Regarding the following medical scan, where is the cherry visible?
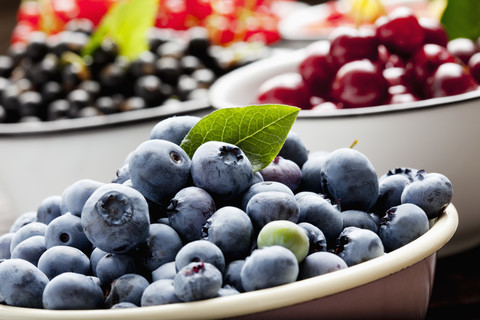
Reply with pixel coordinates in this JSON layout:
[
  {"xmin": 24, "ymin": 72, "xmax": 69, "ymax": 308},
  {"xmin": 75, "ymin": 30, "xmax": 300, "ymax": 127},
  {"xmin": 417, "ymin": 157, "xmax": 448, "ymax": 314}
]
[
  {"xmin": 404, "ymin": 43, "xmax": 456, "ymax": 98},
  {"xmin": 447, "ymin": 38, "xmax": 478, "ymax": 65},
  {"xmin": 377, "ymin": 45, "xmax": 405, "ymax": 69},
  {"xmin": 468, "ymin": 52, "xmax": 480, "ymax": 84},
  {"xmin": 425, "ymin": 62, "xmax": 478, "ymax": 98},
  {"xmin": 330, "ymin": 59, "xmax": 389, "ymax": 108},
  {"xmin": 418, "ymin": 17, "xmax": 448, "ymax": 47},
  {"xmin": 328, "ymin": 26, "xmax": 378, "ymax": 67},
  {"xmin": 375, "ymin": 7, "xmax": 425, "ymax": 58},
  {"xmin": 257, "ymin": 72, "xmax": 312, "ymax": 110},
  {"xmin": 298, "ymin": 40, "xmax": 336, "ymax": 99},
  {"xmin": 383, "ymin": 67, "xmax": 407, "ymax": 87}
]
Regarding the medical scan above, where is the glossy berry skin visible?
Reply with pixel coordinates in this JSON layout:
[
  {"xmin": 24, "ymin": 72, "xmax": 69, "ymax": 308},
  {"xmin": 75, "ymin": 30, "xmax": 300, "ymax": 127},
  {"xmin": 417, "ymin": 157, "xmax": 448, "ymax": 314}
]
[
  {"xmin": 468, "ymin": 52, "xmax": 480, "ymax": 84},
  {"xmin": 379, "ymin": 203, "xmax": 429, "ymax": 252},
  {"xmin": 298, "ymin": 222, "xmax": 327, "ymax": 254},
  {"xmin": 149, "ymin": 115, "xmax": 201, "ymax": 145},
  {"xmin": 328, "ymin": 26, "xmax": 378, "ymax": 67},
  {"xmin": 334, "ymin": 226, "xmax": 384, "ymax": 266},
  {"xmin": 61, "ymin": 179, "xmax": 104, "ymax": 216},
  {"xmin": 81, "ymin": 183, "xmax": 150, "ymax": 254},
  {"xmin": 191, "ymin": 141, "xmax": 253, "ymax": 199},
  {"xmin": 202, "ymin": 206, "xmax": 254, "ymax": 262},
  {"xmin": 241, "ymin": 181, "xmax": 294, "ymax": 211},
  {"xmin": 175, "ymin": 239, "xmax": 225, "ymax": 274},
  {"xmin": 425, "ymin": 62, "xmax": 478, "ymax": 98},
  {"xmin": 141, "ymin": 279, "xmax": 182, "ymax": 306},
  {"xmin": 105, "ymin": 273, "xmax": 150, "ymax": 308},
  {"xmin": 320, "ymin": 148, "xmax": 379, "ymax": 212},
  {"xmin": 45, "ymin": 213, "xmax": 91, "ymax": 254},
  {"xmin": 341, "ymin": 210, "xmax": 379, "ymax": 233},
  {"xmin": 256, "ymin": 72, "xmax": 313, "ymax": 110},
  {"xmin": 240, "ymin": 245, "xmax": 298, "ymax": 292},
  {"xmin": 259, "ymin": 156, "xmax": 302, "ymax": 192},
  {"xmin": 298, "ymin": 251, "xmax": 348, "ymax": 280},
  {"xmin": 174, "ymin": 261, "xmax": 223, "ymax": 302},
  {"xmin": 167, "ymin": 186, "xmax": 216, "ymax": 242},
  {"xmin": 300, "ymin": 151, "xmax": 329, "ymax": 193},
  {"xmin": 0, "ymin": 259, "xmax": 49, "ymax": 308},
  {"xmin": 330, "ymin": 59, "xmax": 389, "ymax": 108},
  {"xmin": 42, "ymin": 272, "xmax": 104, "ymax": 310},
  {"xmin": 401, "ymin": 171, "xmax": 453, "ymax": 219},
  {"xmin": 129, "ymin": 139, "xmax": 191, "ymax": 205},
  {"xmin": 246, "ymin": 191, "xmax": 300, "ymax": 231},
  {"xmin": 447, "ymin": 38, "xmax": 477, "ymax": 65},
  {"xmin": 375, "ymin": 7, "xmax": 425, "ymax": 57},
  {"xmin": 371, "ymin": 174, "xmax": 412, "ymax": 217},
  {"xmin": 37, "ymin": 245, "xmax": 90, "ymax": 279},
  {"xmin": 278, "ymin": 131, "xmax": 309, "ymax": 169},
  {"xmin": 418, "ymin": 17, "xmax": 448, "ymax": 47}
]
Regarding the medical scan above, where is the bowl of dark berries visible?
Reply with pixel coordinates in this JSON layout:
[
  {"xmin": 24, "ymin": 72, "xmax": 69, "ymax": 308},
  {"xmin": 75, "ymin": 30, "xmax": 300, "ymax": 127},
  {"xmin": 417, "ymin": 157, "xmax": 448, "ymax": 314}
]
[
  {"xmin": 0, "ymin": 0, "xmax": 282, "ymax": 217},
  {"xmin": 0, "ymin": 104, "xmax": 458, "ymax": 319},
  {"xmin": 209, "ymin": 6, "xmax": 480, "ymax": 257}
]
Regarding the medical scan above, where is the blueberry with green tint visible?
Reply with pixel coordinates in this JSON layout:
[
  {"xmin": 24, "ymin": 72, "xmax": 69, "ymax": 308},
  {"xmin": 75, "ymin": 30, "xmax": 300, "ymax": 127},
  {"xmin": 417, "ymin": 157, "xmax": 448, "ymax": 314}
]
[
  {"xmin": 0, "ymin": 259, "xmax": 49, "ymax": 308},
  {"xmin": 128, "ymin": 139, "xmax": 191, "ymax": 205},
  {"xmin": 141, "ymin": 279, "xmax": 182, "ymax": 306},
  {"xmin": 81, "ymin": 183, "xmax": 150, "ymax": 254},
  {"xmin": 37, "ymin": 245, "xmax": 91, "ymax": 279},
  {"xmin": 174, "ymin": 261, "xmax": 223, "ymax": 302},
  {"xmin": 334, "ymin": 227, "xmax": 384, "ymax": 266},
  {"xmin": 175, "ymin": 240, "xmax": 225, "ymax": 274},
  {"xmin": 105, "ymin": 273, "xmax": 150, "ymax": 308},
  {"xmin": 241, "ymin": 245, "xmax": 299, "ymax": 292},
  {"xmin": 42, "ymin": 272, "xmax": 104, "ymax": 310}
]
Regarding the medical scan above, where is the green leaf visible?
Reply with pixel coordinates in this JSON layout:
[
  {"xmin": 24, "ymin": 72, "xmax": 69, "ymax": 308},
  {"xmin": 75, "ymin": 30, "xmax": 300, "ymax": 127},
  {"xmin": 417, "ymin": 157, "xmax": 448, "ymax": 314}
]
[
  {"xmin": 82, "ymin": 0, "xmax": 158, "ymax": 60},
  {"xmin": 180, "ymin": 105, "xmax": 300, "ymax": 172},
  {"xmin": 441, "ymin": 0, "xmax": 480, "ymax": 40}
]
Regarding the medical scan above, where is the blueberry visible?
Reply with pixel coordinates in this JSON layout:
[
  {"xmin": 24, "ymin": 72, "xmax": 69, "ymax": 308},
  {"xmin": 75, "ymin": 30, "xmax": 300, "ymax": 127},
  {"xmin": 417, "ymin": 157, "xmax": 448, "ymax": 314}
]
[
  {"xmin": 0, "ymin": 233, "xmax": 14, "ymax": 259},
  {"xmin": 223, "ymin": 259, "xmax": 245, "ymax": 292},
  {"xmin": 175, "ymin": 239, "xmax": 225, "ymax": 274},
  {"xmin": 298, "ymin": 222, "xmax": 327, "ymax": 254},
  {"xmin": 141, "ymin": 279, "xmax": 182, "ymax": 306},
  {"xmin": 174, "ymin": 261, "xmax": 223, "ymax": 302},
  {"xmin": 42, "ymin": 272, "xmax": 104, "ymax": 310},
  {"xmin": 61, "ymin": 179, "xmax": 104, "ymax": 216},
  {"xmin": 135, "ymin": 223, "xmax": 183, "ymax": 273},
  {"xmin": 10, "ymin": 235, "xmax": 46, "ymax": 266},
  {"xmin": 240, "ymin": 245, "xmax": 299, "ymax": 292},
  {"xmin": 150, "ymin": 115, "xmax": 201, "ymax": 145},
  {"xmin": 300, "ymin": 151, "xmax": 329, "ymax": 193},
  {"xmin": 81, "ymin": 183, "xmax": 150, "ymax": 254},
  {"xmin": 105, "ymin": 273, "xmax": 150, "ymax": 308},
  {"xmin": 45, "ymin": 213, "xmax": 92, "ymax": 254},
  {"xmin": 112, "ymin": 163, "xmax": 130, "ymax": 184},
  {"xmin": 111, "ymin": 302, "xmax": 138, "ymax": 308},
  {"xmin": 95, "ymin": 252, "xmax": 136, "ymax": 285},
  {"xmin": 217, "ymin": 285, "xmax": 240, "ymax": 297},
  {"xmin": 298, "ymin": 251, "xmax": 348, "ymax": 280},
  {"xmin": 202, "ymin": 206, "xmax": 254, "ymax": 261},
  {"xmin": 152, "ymin": 261, "xmax": 177, "ymax": 281},
  {"xmin": 371, "ymin": 173, "xmax": 412, "ymax": 217},
  {"xmin": 37, "ymin": 245, "xmax": 91, "ymax": 279},
  {"xmin": 10, "ymin": 222, "xmax": 47, "ymax": 253},
  {"xmin": 259, "ymin": 156, "xmax": 302, "ymax": 192},
  {"xmin": 320, "ymin": 148, "xmax": 379, "ymax": 211},
  {"xmin": 401, "ymin": 170, "xmax": 453, "ymax": 219},
  {"xmin": 167, "ymin": 186, "xmax": 216, "ymax": 242},
  {"xmin": 246, "ymin": 191, "xmax": 299, "ymax": 231},
  {"xmin": 129, "ymin": 139, "xmax": 191, "ymax": 205},
  {"xmin": 9, "ymin": 211, "xmax": 37, "ymax": 233},
  {"xmin": 341, "ymin": 210, "xmax": 379, "ymax": 233},
  {"xmin": 257, "ymin": 220, "xmax": 310, "ymax": 263},
  {"xmin": 296, "ymin": 193, "xmax": 343, "ymax": 246},
  {"xmin": 191, "ymin": 141, "xmax": 253, "ymax": 200},
  {"xmin": 278, "ymin": 131, "xmax": 309, "ymax": 168},
  {"xmin": 241, "ymin": 181, "xmax": 294, "ymax": 211},
  {"xmin": 334, "ymin": 226, "xmax": 384, "ymax": 266},
  {"xmin": 36, "ymin": 195, "xmax": 63, "ymax": 225},
  {"xmin": 89, "ymin": 247, "xmax": 107, "ymax": 277},
  {"xmin": 0, "ymin": 259, "xmax": 49, "ymax": 308},
  {"xmin": 379, "ymin": 203, "xmax": 430, "ymax": 252}
]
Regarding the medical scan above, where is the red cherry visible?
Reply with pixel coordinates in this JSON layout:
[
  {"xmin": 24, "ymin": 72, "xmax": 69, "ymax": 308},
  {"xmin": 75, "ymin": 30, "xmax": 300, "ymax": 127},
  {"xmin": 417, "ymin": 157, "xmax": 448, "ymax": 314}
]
[
  {"xmin": 447, "ymin": 38, "xmax": 478, "ymax": 65},
  {"xmin": 156, "ymin": 0, "xmax": 189, "ymax": 30},
  {"xmin": 378, "ymin": 45, "xmax": 406, "ymax": 69},
  {"xmin": 405, "ymin": 43, "xmax": 456, "ymax": 98},
  {"xmin": 375, "ymin": 6, "xmax": 425, "ymax": 58},
  {"xmin": 298, "ymin": 40, "xmax": 336, "ymax": 99},
  {"xmin": 330, "ymin": 59, "xmax": 389, "ymax": 108},
  {"xmin": 425, "ymin": 62, "xmax": 478, "ymax": 98},
  {"xmin": 328, "ymin": 26, "xmax": 378, "ymax": 67},
  {"xmin": 383, "ymin": 67, "xmax": 407, "ymax": 87},
  {"xmin": 468, "ymin": 52, "xmax": 480, "ymax": 84},
  {"xmin": 418, "ymin": 17, "xmax": 448, "ymax": 47},
  {"xmin": 257, "ymin": 72, "xmax": 313, "ymax": 109}
]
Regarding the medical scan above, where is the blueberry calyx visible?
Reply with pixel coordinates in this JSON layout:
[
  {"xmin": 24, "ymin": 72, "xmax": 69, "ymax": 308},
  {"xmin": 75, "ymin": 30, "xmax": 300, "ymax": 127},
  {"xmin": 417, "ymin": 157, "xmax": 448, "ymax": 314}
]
[
  {"xmin": 170, "ymin": 151, "xmax": 183, "ymax": 164},
  {"xmin": 167, "ymin": 199, "xmax": 179, "ymax": 214},
  {"xmin": 96, "ymin": 193, "xmax": 133, "ymax": 226},
  {"xmin": 334, "ymin": 235, "xmax": 349, "ymax": 255},
  {"xmin": 185, "ymin": 261, "xmax": 205, "ymax": 275},
  {"xmin": 219, "ymin": 146, "xmax": 243, "ymax": 164},
  {"xmin": 380, "ymin": 207, "xmax": 396, "ymax": 226}
]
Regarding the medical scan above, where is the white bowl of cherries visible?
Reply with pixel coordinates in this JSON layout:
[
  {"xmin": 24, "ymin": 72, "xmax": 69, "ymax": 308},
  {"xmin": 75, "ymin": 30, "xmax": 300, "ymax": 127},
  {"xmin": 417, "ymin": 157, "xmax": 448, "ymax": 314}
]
[{"xmin": 209, "ymin": 6, "xmax": 480, "ymax": 257}]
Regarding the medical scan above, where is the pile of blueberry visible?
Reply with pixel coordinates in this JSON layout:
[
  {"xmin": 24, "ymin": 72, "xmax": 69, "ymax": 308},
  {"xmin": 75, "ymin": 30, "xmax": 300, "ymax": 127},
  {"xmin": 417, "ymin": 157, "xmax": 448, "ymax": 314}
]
[
  {"xmin": 0, "ymin": 113, "xmax": 453, "ymax": 310},
  {"xmin": 0, "ymin": 22, "xmax": 270, "ymax": 123},
  {"xmin": 257, "ymin": 6, "xmax": 480, "ymax": 110}
]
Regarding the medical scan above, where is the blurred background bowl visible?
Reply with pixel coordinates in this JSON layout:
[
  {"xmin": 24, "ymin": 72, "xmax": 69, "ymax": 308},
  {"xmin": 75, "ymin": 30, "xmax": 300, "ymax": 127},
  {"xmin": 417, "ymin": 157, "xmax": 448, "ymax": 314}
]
[
  {"xmin": 209, "ymin": 49, "xmax": 478, "ymax": 257},
  {"xmin": 0, "ymin": 204, "xmax": 458, "ymax": 319}
]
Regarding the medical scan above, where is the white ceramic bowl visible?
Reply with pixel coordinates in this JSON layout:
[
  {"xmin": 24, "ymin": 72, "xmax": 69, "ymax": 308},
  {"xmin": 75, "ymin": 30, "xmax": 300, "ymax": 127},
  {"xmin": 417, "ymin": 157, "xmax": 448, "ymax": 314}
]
[
  {"xmin": 0, "ymin": 204, "xmax": 458, "ymax": 319},
  {"xmin": 0, "ymin": 99, "xmax": 213, "ymax": 231},
  {"xmin": 208, "ymin": 49, "xmax": 479, "ymax": 257}
]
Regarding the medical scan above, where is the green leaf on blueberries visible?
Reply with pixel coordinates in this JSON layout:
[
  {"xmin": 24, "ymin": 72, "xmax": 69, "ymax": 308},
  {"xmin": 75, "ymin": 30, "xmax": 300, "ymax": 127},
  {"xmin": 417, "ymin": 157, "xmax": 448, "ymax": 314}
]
[
  {"xmin": 82, "ymin": 0, "xmax": 158, "ymax": 60},
  {"xmin": 180, "ymin": 105, "xmax": 300, "ymax": 172},
  {"xmin": 441, "ymin": 0, "xmax": 480, "ymax": 40}
]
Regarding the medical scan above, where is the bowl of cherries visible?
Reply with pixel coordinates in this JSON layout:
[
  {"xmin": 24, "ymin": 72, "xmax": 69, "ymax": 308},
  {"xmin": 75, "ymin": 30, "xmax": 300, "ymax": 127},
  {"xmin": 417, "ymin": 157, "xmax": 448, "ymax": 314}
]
[{"xmin": 209, "ymin": 6, "xmax": 480, "ymax": 257}]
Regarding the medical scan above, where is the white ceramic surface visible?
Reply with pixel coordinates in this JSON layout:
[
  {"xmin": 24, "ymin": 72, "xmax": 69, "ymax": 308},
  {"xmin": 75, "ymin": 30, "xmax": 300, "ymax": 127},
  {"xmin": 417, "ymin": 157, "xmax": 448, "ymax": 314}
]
[
  {"xmin": 0, "ymin": 99, "xmax": 213, "ymax": 232},
  {"xmin": 208, "ymin": 49, "xmax": 479, "ymax": 257},
  {"xmin": 0, "ymin": 205, "xmax": 458, "ymax": 320}
]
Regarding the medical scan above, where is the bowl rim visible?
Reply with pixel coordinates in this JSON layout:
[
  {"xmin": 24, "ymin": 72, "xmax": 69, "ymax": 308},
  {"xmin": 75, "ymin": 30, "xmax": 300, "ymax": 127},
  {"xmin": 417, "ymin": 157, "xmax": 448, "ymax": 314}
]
[
  {"xmin": 208, "ymin": 47, "xmax": 480, "ymax": 119},
  {"xmin": 0, "ymin": 204, "xmax": 458, "ymax": 320},
  {"xmin": 0, "ymin": 98, "xmax": 212, "ymax": 137}
]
